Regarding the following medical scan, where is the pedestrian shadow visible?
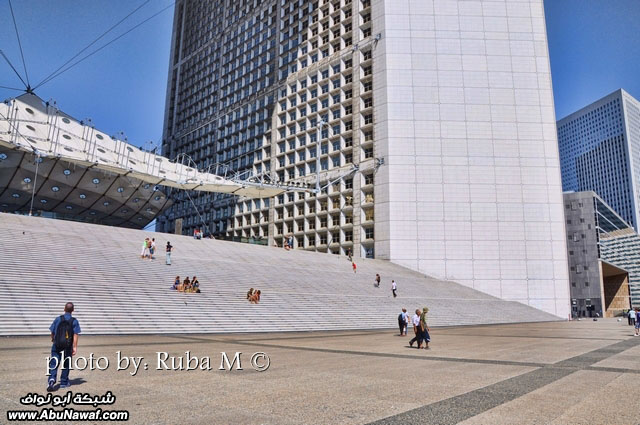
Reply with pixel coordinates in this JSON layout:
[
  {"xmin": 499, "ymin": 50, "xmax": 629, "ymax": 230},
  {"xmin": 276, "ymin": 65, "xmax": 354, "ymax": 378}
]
[{"xmin": 69, "ymin": 377, "xmax": 86, "ymax": 386}]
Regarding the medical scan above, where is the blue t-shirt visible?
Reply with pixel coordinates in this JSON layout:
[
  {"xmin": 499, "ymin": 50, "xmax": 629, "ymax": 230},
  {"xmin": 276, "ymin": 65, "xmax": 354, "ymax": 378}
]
[{"xmin": 49, "ymin": 313, "xmax": 81, "ymax": 336}]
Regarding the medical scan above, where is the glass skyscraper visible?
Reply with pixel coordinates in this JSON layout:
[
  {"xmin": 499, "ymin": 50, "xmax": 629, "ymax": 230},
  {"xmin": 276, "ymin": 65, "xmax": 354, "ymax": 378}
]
[
  {"xmin": 557, "ymin": 89, "xmax": 640, "ymax": 231},
  {"xmin": 159, "ymin": 0, "xmax": 570, "ymax": 318}
]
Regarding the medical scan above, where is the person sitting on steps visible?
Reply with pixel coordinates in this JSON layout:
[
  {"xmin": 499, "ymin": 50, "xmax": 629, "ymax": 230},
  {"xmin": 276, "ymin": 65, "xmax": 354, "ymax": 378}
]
[
  {"xmin": 172, "ymin": 276, "xmax": 180, "ymax": 290},
  {"xmin": 181, "ymin": 277, "xmax": 191, "ymax": 292},
  {"xmin": 247, "ymin": 288, "xmax": 254, "ymax": 300},
  {"xmin": 249, "ymin": 290, "xmax": 261, "ymax": 304},
  {"xmin": 191, "ymin": 276, "xmax": 200, "ymax": 293}
]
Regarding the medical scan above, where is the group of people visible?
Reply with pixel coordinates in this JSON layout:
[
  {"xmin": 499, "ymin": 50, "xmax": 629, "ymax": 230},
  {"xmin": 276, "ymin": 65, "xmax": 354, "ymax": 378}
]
[
  {"xmin": 172, "ymin": 276, "xmax": 200, "ymax": 293},
  {"xmin": 246, "ymin": 288, "xmax": 261, "ymax": 304},
  {"xmin": 141, "ymin": 238, "xmax": 174, "ymax": 266},
  {"xmin": 140, "ymin": 238, "xmax": 156, "ymax": 260},
  {"xmin": 398, "ymin": 307, "xmax": 431, "ymax": 349},
  {"xmin": 628, "ymin": 308, "xmax": 640, "ymax": 336}
]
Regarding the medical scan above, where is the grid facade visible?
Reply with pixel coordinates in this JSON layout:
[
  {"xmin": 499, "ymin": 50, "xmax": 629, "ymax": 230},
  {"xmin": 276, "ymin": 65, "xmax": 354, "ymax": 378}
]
[
  {"xmin": 557, "ymin": 89, "xmax": 640, "ymax": 231},
  {"xmin": 159, "ymin": 0, "xmax": 279, "ymax": 238},
  {"xmin": 159, "ymin": 0, "xmax": 378, "ymax": 256}
]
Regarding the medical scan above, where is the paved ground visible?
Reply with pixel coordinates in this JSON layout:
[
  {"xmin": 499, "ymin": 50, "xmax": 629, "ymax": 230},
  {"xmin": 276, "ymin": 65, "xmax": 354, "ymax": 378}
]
[{"xmin": 1, "ymin": 319, "xmax": 639, "ymax": 424}]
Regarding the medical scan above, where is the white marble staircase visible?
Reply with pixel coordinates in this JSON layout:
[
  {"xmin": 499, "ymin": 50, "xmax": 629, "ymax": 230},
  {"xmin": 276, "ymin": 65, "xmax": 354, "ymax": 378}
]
[{"xmin": 0, "ymin": 213, "xmax": 560, "ymax": 335}]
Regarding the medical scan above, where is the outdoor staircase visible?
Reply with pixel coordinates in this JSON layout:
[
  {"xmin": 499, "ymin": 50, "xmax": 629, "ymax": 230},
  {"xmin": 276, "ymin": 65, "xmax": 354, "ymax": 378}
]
[{"xmin": 0, "ymin": 213, "xmax": 560, "ymax": 335}]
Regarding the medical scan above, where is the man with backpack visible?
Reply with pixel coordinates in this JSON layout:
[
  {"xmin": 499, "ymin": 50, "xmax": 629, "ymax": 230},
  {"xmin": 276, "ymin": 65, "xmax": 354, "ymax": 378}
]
[
  {"xmin": 398, "ymin": 308, "xmax": 408, "ymax": 336},
  {"xmin": 47, "ymin": 302, "xmax": 81, "ymax": 391}
]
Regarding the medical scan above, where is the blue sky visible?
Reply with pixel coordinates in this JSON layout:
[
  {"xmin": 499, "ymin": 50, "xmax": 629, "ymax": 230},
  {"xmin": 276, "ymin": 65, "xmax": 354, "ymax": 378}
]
[{"xmin": 1, "ymin": 0, "xmax": 639, "ymax": 147}]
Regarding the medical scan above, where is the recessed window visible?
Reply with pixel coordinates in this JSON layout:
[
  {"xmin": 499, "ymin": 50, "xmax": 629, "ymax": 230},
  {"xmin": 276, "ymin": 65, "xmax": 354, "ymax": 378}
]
[
  {"xmin": 121, "ymin": 209, "xmax": 129, "ymax": 213},
  {"xmin": 103, "ymin": 201, "xmax": 110, "ymax": 206},
  {"xmin": 117, "ymin": 187, "xmax": 124, "ymax": 193},
  {"xmin": 61, "ymin": 117, "xmax": 71, "ymax": 124},
  {"xmin": 65, "ymin": 205, "xmax": 73, "ymax": 210},
  {"xmin": 0, "ymin": 153, "xmax": 7, "ymax": 160},
  {"xmin": 89, "ymin": 211, "xmax": 96, "ymax": 215},
  {"xmin": 97, "ymin": 148, "xmax": 106, "ymax": 153},
  {"xmin": 62, "ymin": 134, "xmax": 71, "ymax": 140},
  {"xmin": 51, "ymin": 186, "xmax": 60, "ymax": 192},
  {"xmin": 154, "ymin": 196, "xmax": 161, "ymax": 201},
  {"xmin": 40, "ymin": 199, "xmax": 47, "ymax": 204},
  {"xmin": 23, "ymin": 177, "xmax": 31, "ymax": 183},
  {"xmin": 63, "ymin": 169, "xmax": 71, "ymax": 176},
  {"xmin": 25, "ymin": 107, "xmax": 34, "ymax": 115},
  {"xmin": 92, "ymin": 178, "xmax": 100, "ymax": 184},
  {"xmin": 11, "ymin": 193, "xmax": 20, "ymax": 198},
  {"xmin": 144, "ymin": 184, "xmax": 150, "ymax": 189},
  {"xmin": 96, "ymin": 134, "xmax": 104, "ymax": 140},
  {"xmin": 26, "ymin": 125, "xmax": 35, "ymax": 131},
  {"xmin": 79, "ymin": 194, "xmax": 87, "ymax": 199}
]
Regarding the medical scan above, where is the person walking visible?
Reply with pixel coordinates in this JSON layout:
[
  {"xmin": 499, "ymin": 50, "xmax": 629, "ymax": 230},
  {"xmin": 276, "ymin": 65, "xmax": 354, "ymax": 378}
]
[
  {"xmin": 420, "ymin": 307, "xmax": 431, "ymax": 349},
  {"xmin": 352, "ymin": 262, "xmax": 357, "ymax": 274},
  {"xmin": 375, "ymin": 273, "xmax": 381, "ymax": 288},
  {"xmin": 47, "ymin": 302, "xmax": 81, "ymax": 391},
  {"xmin": 635, "ymin": 308, "xmax": 640, "ymax": 336},
  {"xmin": 166, "ymin": 241, "xmax": 173, "ymax": 265},
  {"xmin": 398, "ymin": 308, "xmax": 408, "ymax": 336},
  {"xmin": 409, "ymin": 309, "xmax": 422, "ymax": 348},
  {"xmin": 391, "ymin": 280, "xmax": 397, "ymax": 298},
  {"xmin": 628, "ymin": 308, "xmax": 636, "ymax": 326}
]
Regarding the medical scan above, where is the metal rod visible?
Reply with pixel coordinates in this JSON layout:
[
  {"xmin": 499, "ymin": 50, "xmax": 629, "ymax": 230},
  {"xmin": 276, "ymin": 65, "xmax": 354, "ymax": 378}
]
[{"xmin": 28, "ymin": 151, "xmax": 40, "ymax": 216}]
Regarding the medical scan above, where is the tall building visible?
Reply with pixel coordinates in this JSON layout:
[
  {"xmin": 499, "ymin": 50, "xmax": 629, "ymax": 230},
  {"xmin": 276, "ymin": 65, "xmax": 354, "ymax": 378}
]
[
  {"xmin": 564, "ymin": 191, "xmax": 639, "ymax": 316},
  {"xmin": 557, "ymin": 89, "xmax": 640, "ymax": 231},
  {"xmin": 159, "ymin": 0, "xmax": 570, "ymax": 317}
]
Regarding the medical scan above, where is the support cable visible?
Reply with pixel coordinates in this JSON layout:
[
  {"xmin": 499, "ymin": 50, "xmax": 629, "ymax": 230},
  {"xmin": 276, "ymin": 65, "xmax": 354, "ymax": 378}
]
[
  {"xmin": 28, "ymin": 149, "xmax": 40, "ymax": 216},
  {"xmin": 7, "ymin": 0, "xmax": 30, "ymax": 88},
  {"xmin": 34, "ymin": 2, "xmax": 175, "ymax": 90},
  {"xmin": 0, "ymin": 84, "xmax": 23, "ymax": 91},
  {"xmin": 35, "ymin": 0, "xmax": 153, "ymax": 88},
  {"xmin": 0, "ymin": 50, "xmax": 28, "ymax": 89}
]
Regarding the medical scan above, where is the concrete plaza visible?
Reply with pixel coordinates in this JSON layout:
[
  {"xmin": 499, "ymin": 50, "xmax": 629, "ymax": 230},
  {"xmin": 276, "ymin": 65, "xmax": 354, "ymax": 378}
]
[{"xmin": 1, "ymin": 320, "xmax": 638, "ymax": 424}]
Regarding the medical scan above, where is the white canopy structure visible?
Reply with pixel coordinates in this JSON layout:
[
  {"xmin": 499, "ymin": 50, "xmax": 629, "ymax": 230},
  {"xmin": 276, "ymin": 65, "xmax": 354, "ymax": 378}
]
[{"xmin": 0, "ymin": 94, "xmax": 302, "ymax": 199}]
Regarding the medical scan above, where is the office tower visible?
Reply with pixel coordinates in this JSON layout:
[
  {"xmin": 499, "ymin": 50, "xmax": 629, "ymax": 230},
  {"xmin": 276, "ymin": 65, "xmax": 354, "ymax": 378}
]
[
  {"xmin": 564, "ymin": 191, "xmax": 640, "ymax": 314},
  {"xmin": 557, "ymin": 89, "xmax": 640, "ymax": 231},
  {"xmin": 160, "ymin": 0, "xmax": 570, "ymax": 317}
]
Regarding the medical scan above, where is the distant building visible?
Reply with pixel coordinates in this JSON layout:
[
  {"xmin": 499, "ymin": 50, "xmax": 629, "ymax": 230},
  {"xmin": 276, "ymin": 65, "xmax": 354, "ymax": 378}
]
[
  {"xmin": 557, "ymin": 89, "xmax": 640, "ymax": 231},
  {"xmin": 564, "ymin": 191, "xmax": 640, "ymax": 317}
]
